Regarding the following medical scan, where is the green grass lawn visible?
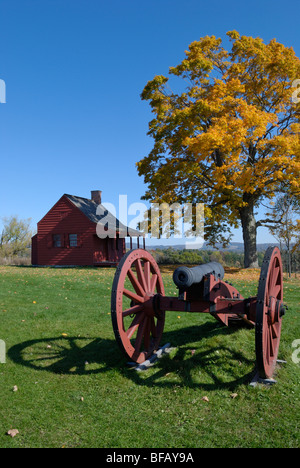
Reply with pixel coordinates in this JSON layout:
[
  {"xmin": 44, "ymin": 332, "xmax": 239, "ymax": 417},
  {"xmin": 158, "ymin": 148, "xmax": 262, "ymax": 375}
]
[{"xmin": 0, "ymin": 265, "xmax": 299, "ymax": 448}]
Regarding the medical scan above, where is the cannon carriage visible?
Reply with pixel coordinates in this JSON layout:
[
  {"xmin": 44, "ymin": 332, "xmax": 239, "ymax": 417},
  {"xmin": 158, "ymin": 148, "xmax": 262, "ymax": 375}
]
[{"xmin": 111, "ymin": 246, "xmax": 286, "ymax": 380}]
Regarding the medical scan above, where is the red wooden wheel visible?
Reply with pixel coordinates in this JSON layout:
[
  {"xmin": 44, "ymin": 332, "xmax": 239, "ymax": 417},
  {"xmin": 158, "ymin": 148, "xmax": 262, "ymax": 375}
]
[
  {"xmin": 255, "ymin": 247, "xmax": 284, "ymax": 379},
  {"xmin": 111, "ymin": 249, "xmax": 165, "ymax": 364}
]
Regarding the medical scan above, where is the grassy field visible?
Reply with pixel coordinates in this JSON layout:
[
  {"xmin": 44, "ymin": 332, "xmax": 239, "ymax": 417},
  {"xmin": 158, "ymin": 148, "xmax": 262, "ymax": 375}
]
[{"xmin": 0, "ymin": 265, "xmax": 299, "ymax": 448}]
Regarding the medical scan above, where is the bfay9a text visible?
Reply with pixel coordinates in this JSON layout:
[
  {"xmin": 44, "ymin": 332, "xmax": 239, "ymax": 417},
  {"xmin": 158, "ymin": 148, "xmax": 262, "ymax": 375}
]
[
  {"xmin": 106, "ymin": 452, "xmax": 194, "ymax": 464},
  {"xmin": 150, "ymin": 453, "xmax": 194, "ymax": 463}
]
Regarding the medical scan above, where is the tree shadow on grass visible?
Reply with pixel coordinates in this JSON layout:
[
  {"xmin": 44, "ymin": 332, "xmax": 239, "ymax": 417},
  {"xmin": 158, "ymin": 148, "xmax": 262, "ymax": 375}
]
[{"xmin": 8, "ymin": 321, "xmax": 255, "ymax": 389}]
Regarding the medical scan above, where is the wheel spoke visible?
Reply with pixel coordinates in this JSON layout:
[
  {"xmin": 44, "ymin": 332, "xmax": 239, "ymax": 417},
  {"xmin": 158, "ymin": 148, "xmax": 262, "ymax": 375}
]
[
  {"xmin": 123, "ymin": 288, "xmax": 144, "ymax": 304},
  {"xmin": 268, "ymin": 262, "xmax": 275, "ymax": 289},
  {"xmin": 144, "ymin": 260, "xmax": 151, "ymax": 291},
  {"xmin": 127, "ymin": 268, "xmax": 145, "ymax": 297},
  {"xmin": 268, "ymin": 265, "xmax": 279, "ymax": 295},
  {"xmin": 268, "ymin": 330, "xmax": 274, "ymax": 358},
  {"xmin": 272, "ymin": 266, "xmax": 280, "ymax": 287},
  {"xmin": 122, "ymin": 304, "xmax": 144, "ymax": 318},
  {"xmin": 135, "ymin": 259, "xmax": 148, "ymax": 293},
  {"xmin": 134, "ymin": 316, "xmax": 147, "ymax": 353},
  {"xmin": 272, "ymin": 284, "xmax": 281, "ymax": 299},
  {"xmin": 126, "ymin": 313, "xmax": 144, "ymax": 339},
  {"xmin": 271, "ymin": 322, "xmax": 278, "ymax": 339},
  {"xmin": 264, "ymin": 326, "xmax": 270, "ymax": 365},
  {"xmin": 143, "ymin": 318, "xmax": 151, "ymax": 351},
  {"xmin": 150, "ymin": 274, "xmax": 158, "ymax": 293}
]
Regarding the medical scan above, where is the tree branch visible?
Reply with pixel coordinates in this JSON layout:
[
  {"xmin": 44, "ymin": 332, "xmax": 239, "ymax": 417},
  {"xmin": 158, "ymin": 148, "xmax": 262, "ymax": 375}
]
[{"xmin": 256, "ymin": 218, "xmax": 281, "ymax": 228}]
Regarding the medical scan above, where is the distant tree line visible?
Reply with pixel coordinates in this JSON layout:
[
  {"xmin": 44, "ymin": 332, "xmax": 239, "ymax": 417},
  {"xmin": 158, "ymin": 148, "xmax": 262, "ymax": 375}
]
[
  {"xmin": 149, "ymin": 247, "xmax": 299, "ymax": 273},
  {"xmin": 265, "ymin": 188, "xmax": 300, "ymax": 277},
  {"xmin": 0, "ymin": 216, "xmax": 33, "ymax": 265},
  {"xmin": 0, "ymin": 215, "xmax": 299, "ymax": 273}
]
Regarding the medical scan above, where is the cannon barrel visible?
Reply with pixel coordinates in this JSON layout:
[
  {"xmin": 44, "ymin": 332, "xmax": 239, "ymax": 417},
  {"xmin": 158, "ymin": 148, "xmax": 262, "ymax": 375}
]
[{"xmin": 173, "ymin": 262, "xmax": 225, "ymax": 290}]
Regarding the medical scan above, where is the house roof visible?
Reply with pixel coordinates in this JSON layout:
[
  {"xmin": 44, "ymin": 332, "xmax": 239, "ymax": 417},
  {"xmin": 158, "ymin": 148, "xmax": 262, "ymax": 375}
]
[{"xmin": 65, "ymin": 194, "xmax": 144, "ymax": 237}]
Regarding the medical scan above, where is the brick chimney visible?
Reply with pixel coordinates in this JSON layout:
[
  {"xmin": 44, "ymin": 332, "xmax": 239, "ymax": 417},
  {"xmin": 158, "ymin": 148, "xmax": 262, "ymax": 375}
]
[{"xmin": 91, "ymin": 190, "xmax": 102, "ymax": 205}]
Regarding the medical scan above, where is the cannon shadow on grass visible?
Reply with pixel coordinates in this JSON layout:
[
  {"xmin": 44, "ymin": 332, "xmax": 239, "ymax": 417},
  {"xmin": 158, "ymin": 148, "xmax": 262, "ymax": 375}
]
[
  {"xmin": 123, "ymin": 321, "xmax": 255, "ymax": 390},
  {"xmin": 8, "ymin": 322, "xmax": 255, "ymax": 390}
]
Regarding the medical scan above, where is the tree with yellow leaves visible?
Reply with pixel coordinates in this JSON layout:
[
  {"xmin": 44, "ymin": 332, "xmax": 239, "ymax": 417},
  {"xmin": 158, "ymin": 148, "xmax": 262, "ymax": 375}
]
[{"xmin": 138, "ymin": 31, "xmax": 300, "ymax": 267}]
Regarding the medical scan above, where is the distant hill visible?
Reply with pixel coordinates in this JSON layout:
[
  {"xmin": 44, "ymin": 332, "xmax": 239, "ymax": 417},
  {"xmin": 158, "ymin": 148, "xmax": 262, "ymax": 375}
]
[{"xmin": 131, "ymin": 242, "xmax": 280, "ymax": 252}]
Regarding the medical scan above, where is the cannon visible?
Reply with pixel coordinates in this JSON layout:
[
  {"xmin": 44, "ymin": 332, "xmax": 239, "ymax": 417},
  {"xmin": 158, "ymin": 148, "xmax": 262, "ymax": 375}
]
[
  {"xmin": 111, "ymin": 246, "xmax": 286, "ymax": 380},
  {"xmin": 173, "ymin": 262, "xmax": 225, "ymax": 289}
]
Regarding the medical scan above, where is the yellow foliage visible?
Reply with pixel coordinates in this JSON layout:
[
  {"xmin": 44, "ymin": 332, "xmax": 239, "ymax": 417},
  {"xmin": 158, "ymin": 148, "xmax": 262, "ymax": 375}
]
[{"xmin": 138, "ymin": 31, "xmax": 300, "ymax": 247}]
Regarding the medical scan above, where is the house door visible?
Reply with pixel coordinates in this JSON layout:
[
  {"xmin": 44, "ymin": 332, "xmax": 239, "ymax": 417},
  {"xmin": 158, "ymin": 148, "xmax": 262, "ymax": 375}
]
[{"xmin": 93, "ymin": 236, "xmax": 109, "ymax": 264}]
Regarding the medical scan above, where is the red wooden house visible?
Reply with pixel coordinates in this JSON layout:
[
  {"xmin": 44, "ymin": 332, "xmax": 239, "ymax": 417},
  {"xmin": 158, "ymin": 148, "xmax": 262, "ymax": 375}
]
[{"xmin": 31, "ymin": 191, "xmax": 145, "ymax": 266}]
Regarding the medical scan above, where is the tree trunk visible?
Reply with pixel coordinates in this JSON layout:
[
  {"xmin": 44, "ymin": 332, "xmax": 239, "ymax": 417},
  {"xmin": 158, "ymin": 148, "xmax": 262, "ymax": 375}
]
[
  {"xmin": 287, "ymin": 238, "xmax": 292, "ymax": 278},
  {"xmin": 240, "ymin": 204, "xmax": 259, "ymax": 269}
]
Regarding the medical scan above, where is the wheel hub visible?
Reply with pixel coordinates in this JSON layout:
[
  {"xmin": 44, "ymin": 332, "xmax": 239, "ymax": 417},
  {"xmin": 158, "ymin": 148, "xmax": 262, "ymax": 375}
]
[
  {"xmin": 268, "ymin": 296, "xmax": 285, "ymax": 324},
  {"xmin": 143, "ymin": 293, "xmax": 156, "ymax": 317},
  {"xmin": 268, "ymin": 296, "xmax": 278, "ymax": 324}
]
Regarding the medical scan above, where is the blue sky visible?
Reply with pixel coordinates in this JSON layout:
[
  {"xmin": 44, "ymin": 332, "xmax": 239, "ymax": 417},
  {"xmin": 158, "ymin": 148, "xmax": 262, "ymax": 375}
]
[{"xmin": 0, "ymin": 0, "xmax": 299, "ymax": 245}]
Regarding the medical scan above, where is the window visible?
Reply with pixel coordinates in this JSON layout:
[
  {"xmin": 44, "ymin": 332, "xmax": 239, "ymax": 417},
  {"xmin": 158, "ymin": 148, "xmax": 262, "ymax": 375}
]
[
  {"xmin": 53, "ymin": 234, "xmax": 61, "ymax": 248},
  {"xmin": 69, "ymin": 234, "xmax": 78, "ymax": 247}
]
